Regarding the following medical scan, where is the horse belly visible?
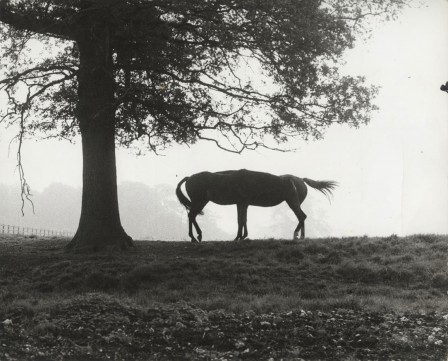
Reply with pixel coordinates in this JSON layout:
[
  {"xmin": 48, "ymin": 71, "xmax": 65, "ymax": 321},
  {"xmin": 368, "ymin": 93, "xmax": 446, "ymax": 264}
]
[
  {"xmin": 250, "ymin": 195, "xmax": 284, "ymax": 207},
  {"xmin": 207, "ymin": 190, "xmax": 240, "ymax": 205}
]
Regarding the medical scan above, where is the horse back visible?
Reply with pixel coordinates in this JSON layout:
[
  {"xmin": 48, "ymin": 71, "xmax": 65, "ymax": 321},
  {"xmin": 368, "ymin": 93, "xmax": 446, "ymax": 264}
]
[{"xmin": 216, "ymin": 169, "xmax": 289, "ymax": 206}]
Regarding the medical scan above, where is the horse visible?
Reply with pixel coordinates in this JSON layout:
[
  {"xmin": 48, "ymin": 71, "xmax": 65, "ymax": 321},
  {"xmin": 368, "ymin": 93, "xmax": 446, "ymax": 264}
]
[{"xmin": 176, "ymin": 169, "xmax": 337, "ymax": 242}]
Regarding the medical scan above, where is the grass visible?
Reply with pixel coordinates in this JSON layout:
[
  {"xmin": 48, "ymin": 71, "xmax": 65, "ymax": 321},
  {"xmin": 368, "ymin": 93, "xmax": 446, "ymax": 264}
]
[{"xmin": 0, "ymin": 234, "xmax": 447, "ymax": 315}]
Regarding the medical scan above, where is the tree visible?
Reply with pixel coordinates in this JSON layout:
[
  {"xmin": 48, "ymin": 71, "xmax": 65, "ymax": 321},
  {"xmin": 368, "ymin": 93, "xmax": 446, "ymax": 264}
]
[{"xmin": 0, "ymin": 0, "xmax": 412, "ymax": 252}]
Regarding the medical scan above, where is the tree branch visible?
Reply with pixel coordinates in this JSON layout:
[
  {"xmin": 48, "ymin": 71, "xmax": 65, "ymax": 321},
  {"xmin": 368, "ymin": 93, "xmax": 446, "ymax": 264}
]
[{"xmin": 0, "ymin": 0, "xmax": 75, "ymax": 39}]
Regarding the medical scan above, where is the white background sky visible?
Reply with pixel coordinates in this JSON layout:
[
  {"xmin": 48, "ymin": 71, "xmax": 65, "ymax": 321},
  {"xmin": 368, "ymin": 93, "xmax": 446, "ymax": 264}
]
[{"xmin": 1, "ymin": 1, "xmax": 447, "ymax": 239}]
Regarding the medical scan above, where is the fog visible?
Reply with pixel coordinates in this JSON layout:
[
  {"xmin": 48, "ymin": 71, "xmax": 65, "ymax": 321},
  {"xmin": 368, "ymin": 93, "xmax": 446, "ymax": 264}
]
[{"xmin": 0, "ymin": 182, "xmax": 333, "ymax": 240}]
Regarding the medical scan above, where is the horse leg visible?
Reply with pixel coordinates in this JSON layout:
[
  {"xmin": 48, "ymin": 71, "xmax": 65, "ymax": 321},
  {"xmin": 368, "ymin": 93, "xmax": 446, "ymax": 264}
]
[
  {"xmin": 192, "ymin": 216, "xmax": 203, "ymax": 242},
  {"xmin": 284, "ymin": 178, "xmax": 307, "ymax": 240},
  {"xmin": 235, "ymin": 204, "xmax": 244, "ymax": 241},
  {"xmin": 292, "ymin": 207, "xmax": 307, "ymax": 239},
  {"xmin": 234, "ymin": 204, "xmax": 249, "ymax": 241},
  {"xmin": 188, "ymin": 212, "xmax": 200, "ymax": 243},
  {"xmin": 188, "ymin": 202, "xmax": 208, "ymax": 242},
  {"xmin": 286, "ymin": 199, "xmax": 307, "ymax": 240}
]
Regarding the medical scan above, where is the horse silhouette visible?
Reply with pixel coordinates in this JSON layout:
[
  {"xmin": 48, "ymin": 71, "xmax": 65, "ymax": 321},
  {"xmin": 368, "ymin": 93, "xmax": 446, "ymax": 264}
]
[{"xmin": 176, "ymin": 169, "xmax": 337, "ymax": 242}]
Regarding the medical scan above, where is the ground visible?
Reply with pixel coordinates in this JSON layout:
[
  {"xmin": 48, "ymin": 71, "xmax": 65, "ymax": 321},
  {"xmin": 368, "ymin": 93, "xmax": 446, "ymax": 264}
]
[{"xmin": 1, "ymin": 234, "xmax": 448, "ymax": 360}]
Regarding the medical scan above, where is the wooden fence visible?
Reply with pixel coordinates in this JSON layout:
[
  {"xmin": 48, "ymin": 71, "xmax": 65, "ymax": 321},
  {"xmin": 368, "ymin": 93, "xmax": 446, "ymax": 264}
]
[{"xmin": 0, "ymin": 224, "xmax": 74, "ymax": 238}]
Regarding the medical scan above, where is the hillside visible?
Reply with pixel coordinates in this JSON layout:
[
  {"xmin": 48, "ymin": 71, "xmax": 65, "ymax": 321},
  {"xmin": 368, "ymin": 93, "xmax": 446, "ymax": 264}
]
[{"xmin": 1, "ymin": 234, "xmax": 448, "ymax": 360}]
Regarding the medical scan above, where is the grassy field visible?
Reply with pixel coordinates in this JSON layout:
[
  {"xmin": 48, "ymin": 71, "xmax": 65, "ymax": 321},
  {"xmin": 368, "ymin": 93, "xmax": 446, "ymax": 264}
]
[
  {"xmin": 1, "ymin": 234, "xmax": 448, "ymax": 360},
  {"xmin": 1, "ymin": 234, "xmax": 448, "ymax": 314}
]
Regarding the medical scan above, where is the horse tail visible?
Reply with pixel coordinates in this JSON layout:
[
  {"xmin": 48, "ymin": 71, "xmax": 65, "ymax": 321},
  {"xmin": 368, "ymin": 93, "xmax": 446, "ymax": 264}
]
[
  {"xmin": 176, "ymin": 177, "xmax": 191, "ymax": 211},
  {"xmin": 303, "ymin": 178, "xmax": 338, "ymax": 199}
]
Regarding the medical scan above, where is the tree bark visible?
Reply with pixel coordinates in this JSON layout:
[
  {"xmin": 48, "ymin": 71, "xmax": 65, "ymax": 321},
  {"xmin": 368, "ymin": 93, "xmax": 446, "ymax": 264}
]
[{"xmin": 66, "ymin": 17, "xmax": 133, "ymax": 252}]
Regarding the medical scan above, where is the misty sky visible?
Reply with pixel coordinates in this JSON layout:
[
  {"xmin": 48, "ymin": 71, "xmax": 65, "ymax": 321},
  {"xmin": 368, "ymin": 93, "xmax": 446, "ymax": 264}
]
[{"xmin": 1, "ymin": 1, "xmax": 447, "ymax": 239}]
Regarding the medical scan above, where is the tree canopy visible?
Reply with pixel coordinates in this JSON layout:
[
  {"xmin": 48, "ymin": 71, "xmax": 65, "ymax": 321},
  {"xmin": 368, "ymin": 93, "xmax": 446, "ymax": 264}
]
[{"xmin": 1, "ymin": 0, "xmax": 411, "ymax": 153}]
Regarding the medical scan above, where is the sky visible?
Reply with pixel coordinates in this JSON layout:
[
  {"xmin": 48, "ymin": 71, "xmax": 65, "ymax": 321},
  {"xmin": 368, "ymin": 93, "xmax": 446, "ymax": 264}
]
[{"xmin": 1, "ymin": 1, "xmax": 447, "ymax": 239}]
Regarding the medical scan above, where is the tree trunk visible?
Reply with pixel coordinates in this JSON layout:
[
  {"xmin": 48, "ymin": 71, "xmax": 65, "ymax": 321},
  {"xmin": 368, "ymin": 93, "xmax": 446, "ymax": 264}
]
[{"xmin": 66, "ymin": 17, "xmax": 133, "ymax": 252}]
